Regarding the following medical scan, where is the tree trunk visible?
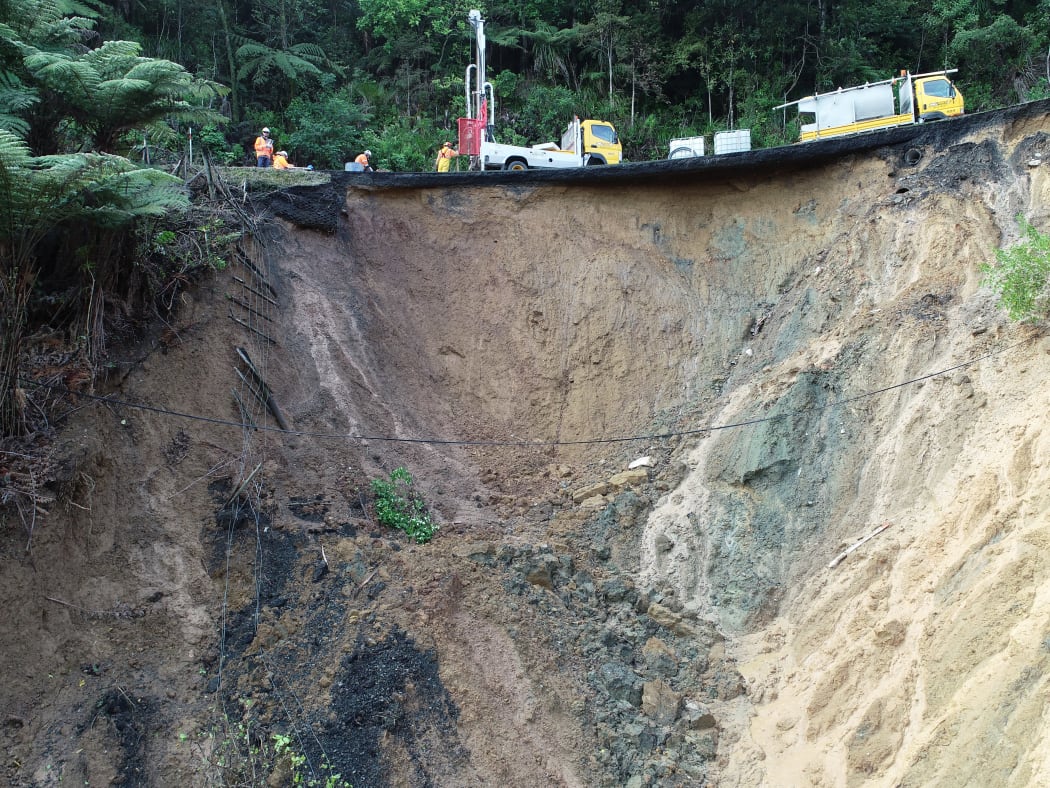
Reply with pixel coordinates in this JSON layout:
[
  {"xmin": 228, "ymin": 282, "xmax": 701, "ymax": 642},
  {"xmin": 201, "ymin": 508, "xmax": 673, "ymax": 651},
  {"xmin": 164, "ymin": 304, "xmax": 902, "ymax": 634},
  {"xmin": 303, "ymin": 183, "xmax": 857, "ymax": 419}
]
[
  {"xmin": 279, "ymin": 0, "xmax": 289, "ymax": 50},
  {"xmin": 217, "ymin": 2, "xmax": 240, "ymax": 122},
  {"xmin": 0, "ymin": 252, "xmax": 34, "ymax": 437},
  {"xmin": 630, "ymin": 60, "xmax": 636, "ymax": 128}
]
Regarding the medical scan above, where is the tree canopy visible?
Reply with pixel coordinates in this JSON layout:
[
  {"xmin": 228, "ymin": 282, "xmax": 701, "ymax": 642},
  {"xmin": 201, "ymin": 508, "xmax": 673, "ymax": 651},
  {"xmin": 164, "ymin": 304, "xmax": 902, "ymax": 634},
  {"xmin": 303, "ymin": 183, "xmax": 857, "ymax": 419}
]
[
  {"xmin": 76, "ymin": 0, "xmax": 1050, "ymax": 169},
  {"xmin": 0, "ymin": 0, "xmax": 222, "ymax": 436}
]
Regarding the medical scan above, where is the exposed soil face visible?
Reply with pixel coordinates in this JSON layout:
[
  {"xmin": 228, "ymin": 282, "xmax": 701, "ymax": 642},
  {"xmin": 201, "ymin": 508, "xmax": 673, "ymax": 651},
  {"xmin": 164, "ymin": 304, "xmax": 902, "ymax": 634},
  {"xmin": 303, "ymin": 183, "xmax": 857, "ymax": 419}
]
[{"xmin": 2, "ymin": 101, "xmax": 1050, "ymax": 787}]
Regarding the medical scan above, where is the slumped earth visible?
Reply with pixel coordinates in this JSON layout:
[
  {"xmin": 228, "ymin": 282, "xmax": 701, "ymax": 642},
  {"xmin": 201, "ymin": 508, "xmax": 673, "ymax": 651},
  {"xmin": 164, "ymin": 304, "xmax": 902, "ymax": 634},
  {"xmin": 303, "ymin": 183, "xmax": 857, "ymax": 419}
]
[{"xmin": 2, "ymin": 101, "xmax": 1050, "ymax": 786}]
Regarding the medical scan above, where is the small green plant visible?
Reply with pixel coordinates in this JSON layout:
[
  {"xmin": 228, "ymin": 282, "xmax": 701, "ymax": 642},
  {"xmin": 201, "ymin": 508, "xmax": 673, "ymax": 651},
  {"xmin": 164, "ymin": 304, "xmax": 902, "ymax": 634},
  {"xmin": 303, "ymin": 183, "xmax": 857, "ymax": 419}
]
[
  {"xmin": 981, "ymin": 216, "xmax": 1050, "ymax": 321},
  {"xmin": 370, "ymin": 467, "xmax": 438, "ymax": 543},
  {"xmin": 272, "ymin": 733, "xmax": 350, "ymax": 787},
  {"xmin": 196, "ymin": 124, "xmax": 245, "ymax": 165}
]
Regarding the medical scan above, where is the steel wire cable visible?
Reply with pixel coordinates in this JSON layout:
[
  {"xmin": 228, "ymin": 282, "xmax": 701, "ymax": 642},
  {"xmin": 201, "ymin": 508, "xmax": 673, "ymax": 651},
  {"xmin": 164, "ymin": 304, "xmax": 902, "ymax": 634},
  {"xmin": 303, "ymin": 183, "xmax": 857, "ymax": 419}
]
[{"xmin": 18, "ymin": 335, "xmax": 1035, "ymax": 448}]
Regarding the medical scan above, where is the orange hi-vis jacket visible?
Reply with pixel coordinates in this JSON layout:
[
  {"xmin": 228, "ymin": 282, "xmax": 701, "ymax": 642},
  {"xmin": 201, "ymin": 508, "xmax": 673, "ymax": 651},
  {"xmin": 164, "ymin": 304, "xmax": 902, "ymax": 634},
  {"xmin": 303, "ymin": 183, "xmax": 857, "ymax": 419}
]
[
  {"xmin": 435, "ymin": 144, "xmax": 458, "ymax": 172},
  {"xmin": 254, "ymin": 135, "xmax": 273, "ymax": 160}
]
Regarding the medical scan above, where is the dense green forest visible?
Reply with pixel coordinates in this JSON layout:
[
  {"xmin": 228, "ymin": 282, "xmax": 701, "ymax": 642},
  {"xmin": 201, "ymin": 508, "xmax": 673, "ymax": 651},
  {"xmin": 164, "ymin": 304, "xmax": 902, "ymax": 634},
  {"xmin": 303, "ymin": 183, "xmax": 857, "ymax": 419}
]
[
  {"xmin": 4, "ymin": 0, "xmax": 1050, "ymax": 169},
  {"xmin": 1, "ymin": 0, "xmax": 1049, "ymax": 438},
  {"xmin": 96, "ymin": 0, "xmax": 1050, "ymax": 168}
]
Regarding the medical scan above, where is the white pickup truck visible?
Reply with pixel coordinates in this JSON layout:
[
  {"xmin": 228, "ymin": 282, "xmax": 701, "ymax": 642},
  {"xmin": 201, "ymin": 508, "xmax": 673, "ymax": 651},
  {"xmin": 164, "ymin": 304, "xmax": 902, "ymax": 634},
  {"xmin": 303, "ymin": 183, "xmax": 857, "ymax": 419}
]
[{"xmin": 479, "ymin": 117, "xmax": 622, "ymax": 171}]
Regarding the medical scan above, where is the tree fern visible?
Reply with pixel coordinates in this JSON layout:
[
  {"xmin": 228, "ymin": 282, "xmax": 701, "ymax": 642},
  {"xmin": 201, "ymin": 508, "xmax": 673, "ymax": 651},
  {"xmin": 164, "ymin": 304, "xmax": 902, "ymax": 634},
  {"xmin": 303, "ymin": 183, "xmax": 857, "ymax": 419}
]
[
  {"xmin": 21, "ymin": 42, "xmax": 223, "ymax": 150},
  {"xmin": 22, "ymin": 52, "xmax": 100, "ymax": 100},
  {"xmin": 3, "ymin": 0, "xmax": 94, "ymax": 47},
  {"xmin": 0, "ymin": 0, "xmax": 213, "ymax": 436},
  {"xmin": 0, "ymin": 73, "xmax": 37, "ymax": 137},
  {"xmin": 236, "ymin": 41, "xmax": 324, "ymax": 84},
  {"xmin": 55, "ymin": 0, "xmax": 101, "ymax": 19},
  {"xmin": 1, "ymin": 143, "xmax": 190, "ymax": 434}
]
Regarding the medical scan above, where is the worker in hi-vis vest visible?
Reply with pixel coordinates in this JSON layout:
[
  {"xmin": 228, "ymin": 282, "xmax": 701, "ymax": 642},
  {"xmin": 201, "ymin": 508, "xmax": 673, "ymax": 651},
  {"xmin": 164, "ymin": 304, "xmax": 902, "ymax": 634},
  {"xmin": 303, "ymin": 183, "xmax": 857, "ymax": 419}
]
[
  {"xmin": 254, "ymin": 127, "xmax": 274, "ymax": 167},
  {"xmin": 435, "ymin": 141, "xmax": 459, "ymax": 172}
]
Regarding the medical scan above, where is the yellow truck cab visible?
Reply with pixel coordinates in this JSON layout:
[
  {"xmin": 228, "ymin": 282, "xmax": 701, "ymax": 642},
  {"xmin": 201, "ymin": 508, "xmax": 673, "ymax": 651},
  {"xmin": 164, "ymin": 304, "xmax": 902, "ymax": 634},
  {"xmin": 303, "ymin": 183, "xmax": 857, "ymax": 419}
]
[
  {"xmin": 905, "ymin": 73, "xmax": 965, "ymax": 122},
  {"xmin": 776, "ymin": 70, "xmax": 964, "ymax": 143},
  {"xmin": 577, "ymin": 119, "xmax": 622, "ymax": 165}
]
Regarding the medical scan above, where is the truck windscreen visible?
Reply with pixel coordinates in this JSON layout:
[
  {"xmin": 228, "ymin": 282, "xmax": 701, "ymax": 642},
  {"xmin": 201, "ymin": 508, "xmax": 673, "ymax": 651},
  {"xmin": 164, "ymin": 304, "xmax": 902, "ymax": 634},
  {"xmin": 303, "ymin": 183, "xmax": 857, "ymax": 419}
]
[
  {"xmin": 591, "ymin": 124, "xmax": 618, "ymax": 143},
  {"xmin": 923, "ymin": 79, "xmax": 953, "ymax": 98}
]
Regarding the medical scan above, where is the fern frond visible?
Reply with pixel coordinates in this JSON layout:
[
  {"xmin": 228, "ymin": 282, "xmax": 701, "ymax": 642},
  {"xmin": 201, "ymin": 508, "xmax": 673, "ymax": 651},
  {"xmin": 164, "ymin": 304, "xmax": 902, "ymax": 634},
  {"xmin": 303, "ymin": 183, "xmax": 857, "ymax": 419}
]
[
  {"xmin": 280, "ymin": 52, "xmax": 321, "ymax": 79},
  {"xmin": 0, "ymin": 128, "xmax": 33, "ymax": 168},
  {"xmin": 125, "ymin": 59, "xmax": 187, "ymax": 85},
  {"xmin": 23, "ymin": 50, "xmax": 100, "ymax": 97},
  {"xmin": 83, "ymin": 39, "xmax": 143, "ymax": 63},
  {"xmin": 55, "ymin": 0, "xmax": 102, "ymax": 19},
  {"xmin": 0, "ymin": 116, "xmax": 30, "ymax": 137},
  {"xmin": 11, "ymin": 0, "xmax": 94, "ymax": 45},
  {"xmin": 287, "ymin": 43, "xmax": 328, "ymax": 63},
  {"xmin": 0, "ymin": 72, "xmax": 39, "ymax": 137},
  {"xmin": 234, "ymin": 42, "xmax": 272, "ymax": 59},
  {"xmin": 30, "ymin": 153, "xmax": 188, "ymax": 228},
  {"xmin": 95, "ymin": 77, "xmax": 154, "ymax": 105},
  {"xmin": 236, "ymin": 41, "xmax": 322, "ymax": 82}
]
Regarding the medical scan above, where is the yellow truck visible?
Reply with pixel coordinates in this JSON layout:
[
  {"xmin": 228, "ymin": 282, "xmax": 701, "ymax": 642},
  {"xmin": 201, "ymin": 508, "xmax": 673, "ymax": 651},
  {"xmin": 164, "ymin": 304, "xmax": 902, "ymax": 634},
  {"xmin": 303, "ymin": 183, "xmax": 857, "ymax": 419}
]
[{"xmin": 776, "ymin": 70, "xmax": 964, "ymax": 142}]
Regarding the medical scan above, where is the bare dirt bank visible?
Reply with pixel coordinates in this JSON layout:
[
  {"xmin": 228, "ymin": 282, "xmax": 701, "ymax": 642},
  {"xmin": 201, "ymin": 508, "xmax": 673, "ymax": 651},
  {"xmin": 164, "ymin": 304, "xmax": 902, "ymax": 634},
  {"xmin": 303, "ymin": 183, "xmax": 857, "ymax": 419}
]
[{"xmin": 2, "ymin": 100, "xmax": 1050, "ymax": 787}]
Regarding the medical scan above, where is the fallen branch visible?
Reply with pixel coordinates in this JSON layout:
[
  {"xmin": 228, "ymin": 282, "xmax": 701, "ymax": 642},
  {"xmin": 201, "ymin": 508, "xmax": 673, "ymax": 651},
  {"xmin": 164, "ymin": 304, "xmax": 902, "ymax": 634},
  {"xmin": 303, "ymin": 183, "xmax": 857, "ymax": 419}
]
[
  {"xmin": 234, "ymin": 348, "xmax": 289, "ymax": 430},
  {"xmin": 44, "ymin": 596, "xmax": 144, "ymax": 619},
  {"xmin": 226, "ymin": 462, "xmax": 263, "ymax": 507},
  {"xmin": 353, "ymin": 569, "xmax": 378, "ymax": 598},
  {"xmin": 828, "ymin": 522, "xmax": 892, "ymax": 569},
  {"xmin": 228, "ymin": 309, "xmax": 276, "ymax": 344},
  {"xmin": 232, "ymin": 276, "xmax": 279, "ymax": 307}
]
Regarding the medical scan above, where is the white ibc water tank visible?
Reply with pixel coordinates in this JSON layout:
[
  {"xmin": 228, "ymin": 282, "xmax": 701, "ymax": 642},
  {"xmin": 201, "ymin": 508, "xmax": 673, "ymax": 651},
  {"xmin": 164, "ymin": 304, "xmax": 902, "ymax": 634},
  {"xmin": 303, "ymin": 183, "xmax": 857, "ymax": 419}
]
[
  {"xmin": 714, "ymin": 130, "xmax": 752, "ymax": 155},
  {"xmin": 668, "ymin": 136, "xmax": 705, "ymax": 158}
]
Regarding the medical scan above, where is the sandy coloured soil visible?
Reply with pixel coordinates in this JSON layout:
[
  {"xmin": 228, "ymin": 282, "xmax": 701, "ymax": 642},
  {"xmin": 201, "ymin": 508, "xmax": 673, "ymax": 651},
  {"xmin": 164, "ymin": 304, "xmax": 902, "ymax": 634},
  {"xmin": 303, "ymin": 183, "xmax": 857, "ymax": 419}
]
[{"xmin": 2, "ymin": 101, "xmax": 1050, "ymax": 787}]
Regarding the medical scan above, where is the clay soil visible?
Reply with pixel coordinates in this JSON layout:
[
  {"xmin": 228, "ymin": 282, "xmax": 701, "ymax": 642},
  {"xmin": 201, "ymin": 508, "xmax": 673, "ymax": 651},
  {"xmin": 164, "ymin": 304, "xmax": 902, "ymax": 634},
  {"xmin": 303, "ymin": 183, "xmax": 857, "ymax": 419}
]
[{"xmin": 2, "ymin": 101, "xmax": 1050, "ymax": 788}]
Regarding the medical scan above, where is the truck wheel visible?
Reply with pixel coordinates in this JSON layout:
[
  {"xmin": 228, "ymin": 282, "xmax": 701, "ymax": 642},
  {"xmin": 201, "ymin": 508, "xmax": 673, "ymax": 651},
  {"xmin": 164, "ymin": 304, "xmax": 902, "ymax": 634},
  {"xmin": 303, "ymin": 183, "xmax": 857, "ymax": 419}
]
[
  {"xmin": 586, "ymin": 156, "xmax": 605, "ymax": 165},
  {"xmin": 504, "ymin": 159, "xmax": 527, "ymax": 171},
  {"xmin": 668, "ymin": 147, "xmax": 696, "ymax": 159}
]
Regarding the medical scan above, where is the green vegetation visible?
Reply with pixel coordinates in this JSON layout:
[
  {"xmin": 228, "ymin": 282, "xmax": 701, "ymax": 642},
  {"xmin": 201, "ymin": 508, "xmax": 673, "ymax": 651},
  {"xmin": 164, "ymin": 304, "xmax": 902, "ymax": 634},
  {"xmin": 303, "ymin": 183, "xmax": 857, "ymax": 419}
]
[
  {"xmin": 981, "ymin": 217, "xmax": 1050, "ymax": 321},
  {"xmin": 0, "ymin": 0, "xmax": 232, "ymax": 437},
  {"xmin": 188, "ymin": 703, "xmax": 351, "ymax": 788},
  {"xmin": 272, "ymin": 733, "xmax": 351, "ymax": 788},
  {"xmin": 217, "ymin": 166, "xmax": 331, "ymax": 191},
  {"xmin": 78, "ymin": 0, "xmax": 1050, "ymax": 170},
  {"xmin": 371, "ymin": 467, "xmax": 438, "ymax": 544}
]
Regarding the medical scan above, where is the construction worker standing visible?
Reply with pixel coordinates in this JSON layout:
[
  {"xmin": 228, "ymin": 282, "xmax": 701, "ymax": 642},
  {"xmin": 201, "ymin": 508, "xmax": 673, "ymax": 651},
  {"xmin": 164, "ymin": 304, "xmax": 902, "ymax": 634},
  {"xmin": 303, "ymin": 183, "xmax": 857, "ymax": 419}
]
[
  {"xmin": 254, "ymin": 127, "xmax": 274, "ymax": 167},
  {"xmin": 354, "ymin": 150, "xmax": 373, "ymax": 171},
  {"xmin": 435, "ymin": 141, "xmax": 458, "ymax": 172}
]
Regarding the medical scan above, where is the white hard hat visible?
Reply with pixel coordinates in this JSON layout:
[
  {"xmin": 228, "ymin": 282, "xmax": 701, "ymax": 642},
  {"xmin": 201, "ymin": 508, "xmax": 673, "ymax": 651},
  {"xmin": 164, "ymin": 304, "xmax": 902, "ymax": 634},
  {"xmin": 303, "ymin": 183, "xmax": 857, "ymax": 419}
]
[
  {"xmin": 262, "ymin": 127, "xmax": 270, "ymax": 133},
  {"xmin": 364, "ymin": 150, "xmax": 372, "ymax": 156}
]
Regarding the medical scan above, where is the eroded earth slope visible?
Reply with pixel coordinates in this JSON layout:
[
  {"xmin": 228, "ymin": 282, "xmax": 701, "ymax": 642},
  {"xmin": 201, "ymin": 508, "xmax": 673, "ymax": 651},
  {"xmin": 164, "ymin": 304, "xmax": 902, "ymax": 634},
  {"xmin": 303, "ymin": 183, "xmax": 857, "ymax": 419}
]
[{"xmin": 2, "ymin": 101, "xmax": 1050, "ymax": 787}]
